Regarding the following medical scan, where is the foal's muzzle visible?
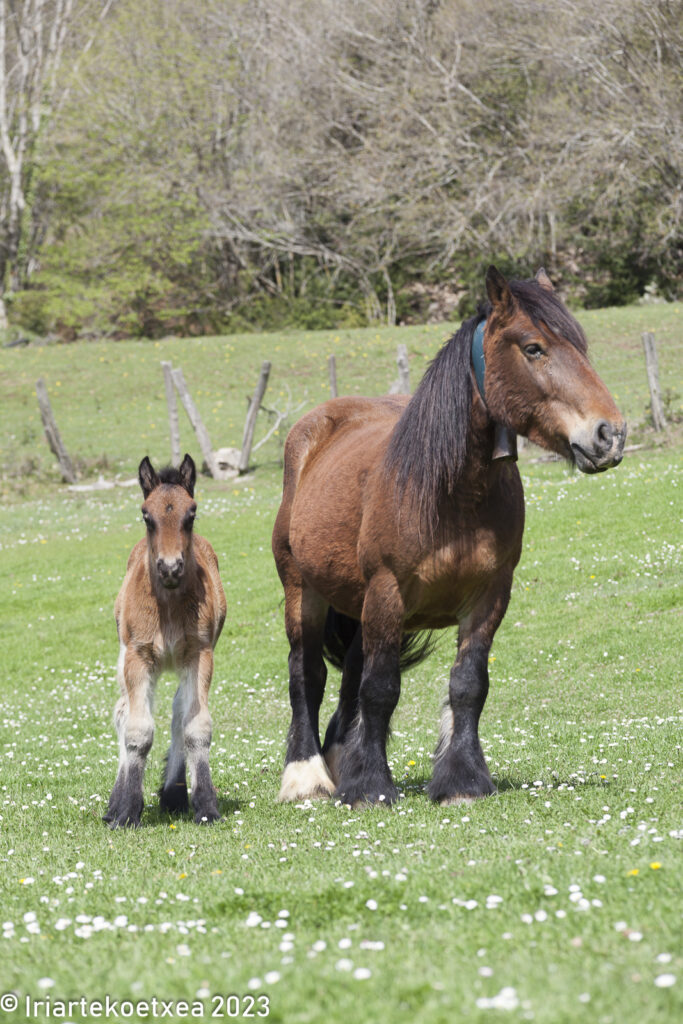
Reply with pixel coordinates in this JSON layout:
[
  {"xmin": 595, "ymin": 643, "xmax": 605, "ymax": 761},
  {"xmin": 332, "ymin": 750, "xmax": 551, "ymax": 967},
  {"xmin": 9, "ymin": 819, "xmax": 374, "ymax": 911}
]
[
  {"xmin": 570, "ymin": 419, "xmax": 626, "ymax": 474},
  {"xmin": 157, "ymin": 556, "xmax": 185, "ymax": 588}
]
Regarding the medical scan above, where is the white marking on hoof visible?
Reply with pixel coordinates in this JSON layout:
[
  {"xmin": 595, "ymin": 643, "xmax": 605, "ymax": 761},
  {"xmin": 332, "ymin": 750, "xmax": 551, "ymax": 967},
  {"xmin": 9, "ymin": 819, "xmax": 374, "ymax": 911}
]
[
  {"xmin": 278, "ymin": 755, "xmax": 335, "ymax": 802},
  {"xmin": 323, "ymin": 742, "xmax": 344, "ymax": 786},
  {"xmin": 439, "ymin": 794, "xmax": 478, "ymax": 806}
]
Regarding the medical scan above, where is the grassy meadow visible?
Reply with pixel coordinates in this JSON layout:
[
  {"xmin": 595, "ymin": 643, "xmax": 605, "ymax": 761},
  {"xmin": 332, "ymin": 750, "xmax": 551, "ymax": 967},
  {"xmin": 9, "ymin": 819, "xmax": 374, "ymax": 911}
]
[{"xmin": 0, "ymin": 302, "xmax": 681, "ymax": 1023}]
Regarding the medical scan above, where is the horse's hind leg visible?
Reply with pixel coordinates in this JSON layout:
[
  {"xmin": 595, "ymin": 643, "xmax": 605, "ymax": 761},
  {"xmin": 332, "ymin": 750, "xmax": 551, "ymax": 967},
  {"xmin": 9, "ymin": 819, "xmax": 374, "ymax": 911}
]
[
  {"xmin": 322, "ymin": 626, "xmax": 363, "ymax": 786},
  {"xmin": 278, "ymin": 578, "xmax": 335, "ymax": 802},
  {"xmin": 179, "ymin": 649, "xmax": 220, "ymax": 824},
  {"xmin": 103, "ymin": 644, "xmax": 155, "ymax": 828},
  {"xmin": 159, "ymin": 686, "xmax": 189, "ymax": 814},
  {"xmin": 335, "ymin": 573, "xmax": 402, "ymax": 806},
  {"xmin": 427, "ymin": 575, "xmax": 512, "ymax": 804}
]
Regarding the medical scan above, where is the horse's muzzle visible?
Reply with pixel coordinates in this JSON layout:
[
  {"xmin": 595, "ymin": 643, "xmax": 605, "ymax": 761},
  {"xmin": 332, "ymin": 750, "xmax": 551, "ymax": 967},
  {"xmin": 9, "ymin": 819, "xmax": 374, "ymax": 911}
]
[
  {"xmin": 157, "ymin": 556, "xmax": 185, "ymax": 588},
  {"xmin": 571, "ymin": 419, "xmax": 627, "ymax": 474}
]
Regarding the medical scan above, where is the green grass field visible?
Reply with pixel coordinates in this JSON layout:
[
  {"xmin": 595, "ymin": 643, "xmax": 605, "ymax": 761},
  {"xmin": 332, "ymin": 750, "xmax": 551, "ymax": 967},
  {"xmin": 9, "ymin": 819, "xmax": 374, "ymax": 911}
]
[{"xmin": 0, "ymin": 303, "xmax": 681, "ymax": 1023}]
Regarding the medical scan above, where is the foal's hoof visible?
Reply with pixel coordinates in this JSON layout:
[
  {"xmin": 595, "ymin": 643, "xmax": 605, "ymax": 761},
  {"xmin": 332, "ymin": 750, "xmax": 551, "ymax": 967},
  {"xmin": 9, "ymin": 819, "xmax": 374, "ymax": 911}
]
[
  {"xmin": 278, "ymin": 755, "xmax": 336, "ymax": 802},
  {"xmin": 103, "ymin": 795, "xmax": 144, "ymax": 828},
  {"xmin": 103, "ymin": 812, "xmax": 141, "ymax": 829},
  {"xmin": 194, "ymin": 807, "xmax": 221, "ymax": 825}
]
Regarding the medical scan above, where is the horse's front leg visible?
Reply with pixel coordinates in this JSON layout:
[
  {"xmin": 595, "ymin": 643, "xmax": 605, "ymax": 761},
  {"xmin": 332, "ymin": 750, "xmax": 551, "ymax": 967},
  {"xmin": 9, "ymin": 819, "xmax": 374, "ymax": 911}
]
[
  {"xmin": 103, "ymin": 644, "xmax": 155, "ymax": 828},
  {"xmin": 278, "ymin": 575, "xmax": 335, "ymax": 802},
  {"xmin": 179, "ymin": 649, "xmax": 220, "ymax": 824},
  {"xmin": 427, "ymin": 573, "xmax": 512, "ymax": 804},
  {"xmin": 335, "ymin": 573, "xmax": 403, "ymax": 807}
]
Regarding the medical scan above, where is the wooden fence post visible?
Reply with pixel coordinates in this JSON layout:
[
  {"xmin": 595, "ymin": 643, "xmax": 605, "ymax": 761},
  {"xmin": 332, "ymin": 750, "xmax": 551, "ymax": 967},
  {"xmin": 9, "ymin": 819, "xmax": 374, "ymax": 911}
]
[
  {"xmin": 161, "ymin": 361, "xmax": 181, "ymax": 467},
  {"xmin": 641, "ymin": 332, "xmax": 667, "ymax": 431},
  {"xmin": 239, "ymin": 361, "xmax": 272, "ymax": 473},
  {"xmin": 396, "ymin": 343, "xmax": 410, "ymax": 394},
  {"xmin": 35, "ymin": 378, "xmax": 77, "ymax": 483},
  {"xmin": 171, "ymin": 367, "xmax": 218, "ymax": 477},
  {"xmin": 328, "ymin": 354, "xmax": 338, "ymax": 398}
]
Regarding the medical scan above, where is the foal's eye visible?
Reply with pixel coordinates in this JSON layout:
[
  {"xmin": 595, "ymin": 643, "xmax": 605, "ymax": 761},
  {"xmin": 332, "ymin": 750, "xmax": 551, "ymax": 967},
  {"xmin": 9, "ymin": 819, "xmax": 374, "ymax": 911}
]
[
  {"xmin": 142, "ymin": 511, "xmax": 155, "ymax": 531},
  {"xmin": 524, "ymin": 343, "xmax": 544, "ymax": 359},
  {"xmin": 183, "ymin": 508, "xmax": 197, "ymax": 530}
]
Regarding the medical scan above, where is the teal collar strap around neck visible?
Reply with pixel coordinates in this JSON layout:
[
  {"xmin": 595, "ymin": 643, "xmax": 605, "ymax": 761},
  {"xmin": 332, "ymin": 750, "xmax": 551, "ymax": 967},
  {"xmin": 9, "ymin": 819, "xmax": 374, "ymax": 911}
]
[
  {"xmin": 471, "ymin": 318, "xmax": 487, "ymax": 400},
  {"xmin": 470, "ymin": 317, "xmax": 518, "ymax": 463}
]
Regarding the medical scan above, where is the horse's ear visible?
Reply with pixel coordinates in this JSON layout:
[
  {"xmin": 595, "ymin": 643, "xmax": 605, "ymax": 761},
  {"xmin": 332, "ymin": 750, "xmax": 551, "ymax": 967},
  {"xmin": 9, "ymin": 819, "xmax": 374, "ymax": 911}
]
[
  {"xmin": 179, "ymin": 453, "xmax": 196, "ymax": 497},
  {"xmin": 139, "ymin": 456, "xmax": 159, "ymax": 498},
  {"xmin": 485, "ymin": 265, "xmax": 513, "ymax": 314},
  {"xmin": 535, "ymin": 267, "xmax": 554, "ymax": 292}
]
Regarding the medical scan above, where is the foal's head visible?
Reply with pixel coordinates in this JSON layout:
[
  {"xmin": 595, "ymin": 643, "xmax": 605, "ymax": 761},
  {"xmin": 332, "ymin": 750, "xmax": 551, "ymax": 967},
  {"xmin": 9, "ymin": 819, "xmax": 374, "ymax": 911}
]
[
  {"xmin": 482, "ymin": 267, "xmax": 626, "ymax": 473},
  {"xmin": 138, "ymin": 454, "xmax": 197, "ymax": 589}
]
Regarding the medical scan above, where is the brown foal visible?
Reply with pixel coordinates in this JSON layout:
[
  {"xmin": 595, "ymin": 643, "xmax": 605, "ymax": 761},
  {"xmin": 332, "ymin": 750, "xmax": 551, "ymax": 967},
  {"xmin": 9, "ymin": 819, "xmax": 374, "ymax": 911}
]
[{"xmin": 104, "ymin": 454, "xmax": 226, "ymax": 827}]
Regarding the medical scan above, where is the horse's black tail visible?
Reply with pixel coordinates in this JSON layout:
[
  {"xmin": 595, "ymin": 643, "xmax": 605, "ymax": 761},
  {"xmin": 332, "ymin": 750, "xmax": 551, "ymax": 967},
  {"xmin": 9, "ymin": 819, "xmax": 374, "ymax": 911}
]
[{"xmin": 322, "ymin": 607, "xmax": 437, "ymax": 672}]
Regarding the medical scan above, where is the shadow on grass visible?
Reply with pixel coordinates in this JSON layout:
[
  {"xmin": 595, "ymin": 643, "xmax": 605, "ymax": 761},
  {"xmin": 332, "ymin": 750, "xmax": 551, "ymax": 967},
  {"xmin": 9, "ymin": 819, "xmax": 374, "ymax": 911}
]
[
  {"xmin": 102, "ymin": 795, "xmax": 241, "ymax": 830},
  {"xmin": 399, "ymin": 772, "xmax": 611, "ymax": 798}
]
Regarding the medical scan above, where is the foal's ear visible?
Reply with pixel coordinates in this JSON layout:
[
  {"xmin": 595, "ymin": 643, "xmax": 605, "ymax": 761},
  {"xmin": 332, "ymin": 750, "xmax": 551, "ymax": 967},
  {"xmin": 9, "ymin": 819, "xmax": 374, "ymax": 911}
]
[
  {"xmin": 138, "ymin": 456, "xmax": 160, "ymax": 498},
  {"xmin": 535, "ymin": 267, "xmax": 554, "ymax": 292},
  {"xmin": 485, "ymin": 265, "xmax": 513, "ymax": 315},
  {"xmin": 179, "ymin": 453, "xmax": 196, "ymax": 497}
]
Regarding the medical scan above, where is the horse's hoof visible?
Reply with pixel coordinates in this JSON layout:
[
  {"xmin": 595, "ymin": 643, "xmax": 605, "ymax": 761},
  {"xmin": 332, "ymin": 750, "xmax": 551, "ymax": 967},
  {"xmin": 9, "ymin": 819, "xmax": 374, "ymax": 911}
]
[
  {"xmin": 439, "ymin": 793, "xmax": 483, "ymax": 806},
  {"xmin": 194, "ymin": 811, "xmax": 221, "ymax": 825},
  {"xmin": 335, "ymin": 780, "xmax": 399, "ymax": 808},
  {"xmin": 107, "ymin": 815, "xmax": 141, "ymax": 829},
  {"xmin": 278, "ymin": 755, "xmax": 336, "ymax": 802}
]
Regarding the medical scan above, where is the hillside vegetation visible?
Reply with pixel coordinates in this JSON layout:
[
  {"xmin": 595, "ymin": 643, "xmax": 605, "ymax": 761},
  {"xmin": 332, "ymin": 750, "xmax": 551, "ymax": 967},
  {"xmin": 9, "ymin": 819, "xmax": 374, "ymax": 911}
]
[{"xmin": 1, "ymin": 0, "xmax": 681, "ymax": 339}]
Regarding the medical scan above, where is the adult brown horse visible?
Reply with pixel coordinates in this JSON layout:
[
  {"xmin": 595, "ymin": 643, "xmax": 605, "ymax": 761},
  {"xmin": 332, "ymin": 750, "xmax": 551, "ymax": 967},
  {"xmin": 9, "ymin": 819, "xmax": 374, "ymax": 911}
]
[{"xmin": 272, "ymin": 267, "xmax": 626, "ymax": 807}]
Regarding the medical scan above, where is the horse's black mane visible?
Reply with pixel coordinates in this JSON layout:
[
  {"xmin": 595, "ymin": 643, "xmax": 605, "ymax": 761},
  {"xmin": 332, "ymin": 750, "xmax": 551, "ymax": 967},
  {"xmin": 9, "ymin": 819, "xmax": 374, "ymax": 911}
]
[{"xmin": 384, "ymin": 277, "xmax": 588, "ymax": 531}]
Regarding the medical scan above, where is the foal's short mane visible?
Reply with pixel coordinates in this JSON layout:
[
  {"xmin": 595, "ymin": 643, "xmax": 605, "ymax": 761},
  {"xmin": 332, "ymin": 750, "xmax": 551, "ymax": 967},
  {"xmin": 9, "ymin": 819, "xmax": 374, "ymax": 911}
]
[
  {"xmin": 157, "ymin": 466, "xmax": 187, "ymax": 488},
  {"xmin": 384, "ymin": 277, "xmax": 588, "ymax": 532}
]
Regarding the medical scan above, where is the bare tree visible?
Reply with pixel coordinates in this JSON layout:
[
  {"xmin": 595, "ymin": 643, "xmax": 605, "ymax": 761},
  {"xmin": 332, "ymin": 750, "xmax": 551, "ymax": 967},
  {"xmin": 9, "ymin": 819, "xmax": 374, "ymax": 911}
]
[{"xmin": 0, "ymin": 0, "xmax": 115, "ymax": 326}]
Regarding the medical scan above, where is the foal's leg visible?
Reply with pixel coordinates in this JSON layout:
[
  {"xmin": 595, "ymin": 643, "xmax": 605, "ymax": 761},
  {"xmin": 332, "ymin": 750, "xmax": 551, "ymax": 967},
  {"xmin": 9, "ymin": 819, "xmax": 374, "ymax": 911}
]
[
  {"xmin": 335, "ymin": 574, "xmax": 403, "ymax": 807},
  {"xmin": 427, "ymin": 575, "xmax": 512, "ymax": 804},
  {"xmin": 103, "ymin": 644, "xmax": 155, "ymax": 828},
  {"xmin": 278, "ymin": 580, "xmax": 335, "ymax": 801},
  {"xmin": 322, "ymin": 625, "xmax": 363, "ymax": 786},
  {"xmin": 158, "ymin": 686, "xmax": 189, "ymax": 814},
  {"xmin": 180, "ymin": 649, "xmax": 220, "ymax": 824}
]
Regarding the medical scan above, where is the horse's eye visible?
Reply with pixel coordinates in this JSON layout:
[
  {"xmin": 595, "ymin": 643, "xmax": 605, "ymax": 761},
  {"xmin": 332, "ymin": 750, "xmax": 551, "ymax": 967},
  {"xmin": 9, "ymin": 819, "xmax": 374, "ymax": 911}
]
[
  {"xmin": 524, "ymin": 343, "xmax": 544, "ymax": 359},
  {"xmin": 142, "ymin": 511, "xmax": 155, "ymax": 531},
  {"xmin": 183, "ymin": 510, "xmax": 196, "ymax": 531}
]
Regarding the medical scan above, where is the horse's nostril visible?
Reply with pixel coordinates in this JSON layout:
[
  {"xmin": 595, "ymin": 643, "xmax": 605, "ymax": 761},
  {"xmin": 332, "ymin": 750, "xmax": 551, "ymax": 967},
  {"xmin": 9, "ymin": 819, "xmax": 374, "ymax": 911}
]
[{"xmin": 595, "ymin": 420, "xmax": 613, "ymax": 449}]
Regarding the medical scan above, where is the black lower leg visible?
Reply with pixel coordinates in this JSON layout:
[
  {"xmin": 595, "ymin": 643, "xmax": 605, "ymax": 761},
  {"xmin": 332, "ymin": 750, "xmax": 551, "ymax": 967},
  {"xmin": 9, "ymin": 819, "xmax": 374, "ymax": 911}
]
[
  {"xmin": 104, "ymin": 760, "xmax": 145, "ymax": 828},
  {"xmin": 190, "ymin": 757, "xmax": 220, "ymax": 824},
  {"xmin": 284, "ymin": 645, "xmax": 327, "ymax": 765},
  {"xmin": 335, "ymin": 648, "xmax": 400, "ymax": 806},
  {"xmin": 428, "ymin": 645, "xmax": 495, "ymax": 802}
]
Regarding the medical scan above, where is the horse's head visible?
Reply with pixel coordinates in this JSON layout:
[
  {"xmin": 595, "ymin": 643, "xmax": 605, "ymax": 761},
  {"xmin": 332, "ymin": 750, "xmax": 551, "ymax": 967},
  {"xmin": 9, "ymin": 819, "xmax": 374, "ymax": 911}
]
[
  {"xmin": 482, "ymin": 266, "xmax": 626, "ymax": 473},
  {"xmin": 138, "ymin": 454, "xmax": 197, "ymax": 589}
]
